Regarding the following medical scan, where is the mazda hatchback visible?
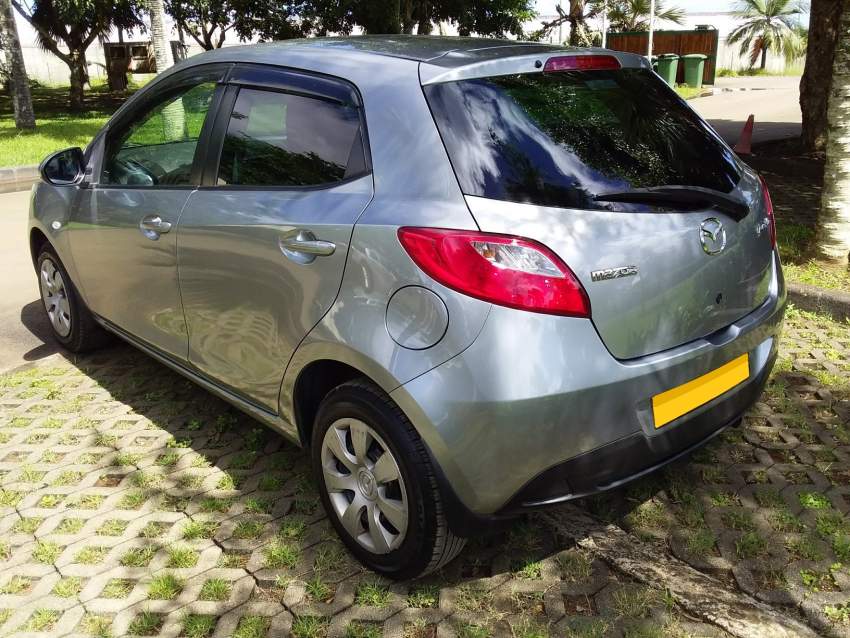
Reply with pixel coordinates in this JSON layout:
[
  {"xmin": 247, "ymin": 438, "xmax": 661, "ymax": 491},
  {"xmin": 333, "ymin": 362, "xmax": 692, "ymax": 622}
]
[{"xmin": 30, "ymin": 36, "xmax": 785, "ymax": 579}]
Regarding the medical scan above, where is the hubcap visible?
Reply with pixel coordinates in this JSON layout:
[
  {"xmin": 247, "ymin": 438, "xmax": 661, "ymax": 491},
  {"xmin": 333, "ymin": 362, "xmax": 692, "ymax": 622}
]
[
  {"xmin": 321, "ymin": 418, "xmax": 408, "ymax": 554},
  {"xmin": 40, "ymin": 258, "xmax": 71, "ymax": 338}
]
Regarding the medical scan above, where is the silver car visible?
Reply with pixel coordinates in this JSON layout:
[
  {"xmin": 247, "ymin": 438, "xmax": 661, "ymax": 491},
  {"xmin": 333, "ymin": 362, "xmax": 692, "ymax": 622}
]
[{"xmin": 30, "ymin": 36, "xmax": 785, "ymax": 578}]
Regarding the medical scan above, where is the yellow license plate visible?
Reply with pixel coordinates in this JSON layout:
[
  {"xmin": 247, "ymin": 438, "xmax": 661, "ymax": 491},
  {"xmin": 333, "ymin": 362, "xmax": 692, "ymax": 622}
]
[{"xmin": 652, "ymin": 354, "xmax": 750, "ymax": 429}]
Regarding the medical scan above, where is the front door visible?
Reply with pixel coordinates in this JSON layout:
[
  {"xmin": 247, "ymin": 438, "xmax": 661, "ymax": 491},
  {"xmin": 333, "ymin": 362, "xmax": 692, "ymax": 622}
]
[
  {"xmin": 68, "ymin": 66, "xmax": 226, "ymax": 359},
  {"xmin": 177, "ymin": 67, "xmax": 373, "ymax": 411}
]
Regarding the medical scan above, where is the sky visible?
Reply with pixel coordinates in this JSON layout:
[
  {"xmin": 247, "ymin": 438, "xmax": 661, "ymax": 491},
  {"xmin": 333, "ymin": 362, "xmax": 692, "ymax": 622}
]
[{"xmin": 534, "ymin": 0, "xmax": 741, "ymax": 13}]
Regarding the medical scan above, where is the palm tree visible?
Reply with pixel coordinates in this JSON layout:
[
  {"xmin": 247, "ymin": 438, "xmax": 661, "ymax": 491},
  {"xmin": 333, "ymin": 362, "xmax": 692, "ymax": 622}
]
[
  {"xmin": 727, "ymin": 0, "xmax": 805, "ymax": 70},
  {"xmin": 603, "ymin": 0, "xmax": 684, "ymax": 32},
  {"xmin": 148, "ymin": 0, "xmax": 185, "ymax": 138},
  {"xmin": 818, "ymin": 2, "xmax": 850, "ymax": 265},
  {"xmin": 0, "ymin": 0, "xmax": 35, "ymax": 129}
]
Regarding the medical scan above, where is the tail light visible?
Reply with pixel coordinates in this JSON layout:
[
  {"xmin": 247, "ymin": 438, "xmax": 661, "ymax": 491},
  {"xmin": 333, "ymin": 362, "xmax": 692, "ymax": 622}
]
[
  {"xmin": 759, "ymin": 174, "xmax": 776, "ymax": 248},
  {"xmin": 543, "ymin": 55, "xmax": 621, "ymax": 72},
  {"xmin": 397, "ymin": 228, "xmax": 591, "ymax": 318}
]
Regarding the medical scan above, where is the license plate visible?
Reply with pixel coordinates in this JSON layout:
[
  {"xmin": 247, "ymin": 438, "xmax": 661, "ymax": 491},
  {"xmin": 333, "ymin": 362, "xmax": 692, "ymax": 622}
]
[{"xmin": 652, "ymin": 354, "xmax": 750, "ymax": 429}]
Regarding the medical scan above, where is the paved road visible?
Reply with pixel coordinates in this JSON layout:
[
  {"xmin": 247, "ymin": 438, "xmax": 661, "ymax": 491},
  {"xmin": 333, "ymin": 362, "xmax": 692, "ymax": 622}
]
[
  {"xmin": 692, "ymin": 75, "xmax": 802, "ymax": 147},
  {"xmin": 0, "ymin": 190, "xmax": 64, "ymax": 372}
]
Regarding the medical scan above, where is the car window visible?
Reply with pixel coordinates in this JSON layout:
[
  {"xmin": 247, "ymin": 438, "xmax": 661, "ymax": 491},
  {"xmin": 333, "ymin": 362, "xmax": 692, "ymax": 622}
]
[
  {"xmin": 423, "ymin": 68, "xmax": 741, "ymax": 211},
  {"xmin": 102, "ymin": 81, "xmax": 217, "ymax": 186},
  {"xmin": 216, "ymin": 87, "xmax": 364, "ymax": 187}
]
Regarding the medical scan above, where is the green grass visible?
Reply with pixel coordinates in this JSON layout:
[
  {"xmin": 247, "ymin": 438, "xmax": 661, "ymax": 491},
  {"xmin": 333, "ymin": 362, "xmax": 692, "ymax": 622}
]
[
  {"xmin": 167, "ymin": 546, "xmax": 199, "ymax": 568},
  {"xmin": 21, "ymin": 608, "xmax": 59, "ymax": 632},
  {"xmin": 0, "ymin": 114, "xmax": 109, "ymax": 167},
  {"xmin": 355, "ymin": 581, "xmax": 391, "ymax": 607},
  {"xmin": 120, "ymin": 545, "xmax": 158, "ymax": 567},
  {"xmin": 53, "ymin": 576, "xmax": 82, "ymax": 598},
  {"xmin": 32, "ymin": 540, "xmax": 62, "ymax": 564},
  {"xmin": 263, "ymin": 540, "xmax": 300, "ymax": 569},
  {"xmin": 74, "ymin": 546, "xmax": 109, "ymax": 565},
  {"xmin": 148, "ymin": 573, "xmax": 184, "ymax": 600},
  {"xmin": 182, "ymin": 614, "xmax": 217, "ymax": 638},
  {"xmin": 291, "ymin": 616, "xmax": 327, "ymax": 638},
  {"xmin": 199, "ymin": 578, "xmax": 231, "ymax": 601},
  {"xmin": 784, "ymin": 261, "xmax": 850, "ymax": 292},
  {"xmin": 674, "ymin": 85, "xmax": 708, "ymax": 100},
  {"xmin": 233, "ymin": 616, "xmax": 271, "ymax": 638},
  {"xmin": 128, "ymin": 611, "xmax": 163, "ymax": 636},
  {"xmin": 0, "ymin": 79, "xmax": 148, "ymax": 168}
]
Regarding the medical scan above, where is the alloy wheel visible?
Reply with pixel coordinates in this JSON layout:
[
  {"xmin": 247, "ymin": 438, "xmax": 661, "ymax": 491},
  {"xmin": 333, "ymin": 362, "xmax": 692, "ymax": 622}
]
[
  {"xmin": 321, "ymin": 418, "xmax": 408, "ymax": 554},
  {"xmin": 40, "ymin": 258, "xmax": 72, "ymax": 338}
]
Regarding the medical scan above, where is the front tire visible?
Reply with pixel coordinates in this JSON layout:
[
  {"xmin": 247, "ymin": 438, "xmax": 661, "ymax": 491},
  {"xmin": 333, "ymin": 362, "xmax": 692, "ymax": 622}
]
[
  {"xmin": 312, "ymin": 379, "xmax": 465, "ymax": 579},
  {"xmin": 37, "ymin": 245, "xmax": 108, "ymax": 353}
]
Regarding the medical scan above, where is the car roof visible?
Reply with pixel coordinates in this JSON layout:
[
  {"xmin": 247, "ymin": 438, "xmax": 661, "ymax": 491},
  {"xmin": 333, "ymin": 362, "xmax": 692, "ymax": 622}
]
[{"xmin": 221, "ymin": 35, "xmax": 576, "ymax": 65}]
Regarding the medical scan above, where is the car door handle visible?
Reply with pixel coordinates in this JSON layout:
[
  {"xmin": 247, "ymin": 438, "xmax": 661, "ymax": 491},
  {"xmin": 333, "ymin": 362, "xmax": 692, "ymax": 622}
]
[
  {"xmin": 139, "ymin": 214, "xmax": 172, "ymax": 240},
  {"xmin": 279, "ymin": 230, "xmax": 336, "ymax": 264}
]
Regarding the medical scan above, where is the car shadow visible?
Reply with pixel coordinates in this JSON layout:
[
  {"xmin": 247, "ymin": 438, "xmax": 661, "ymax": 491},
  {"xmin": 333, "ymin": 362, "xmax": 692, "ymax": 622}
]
[
  {"xmin": 54, "ymin": 341, "xmax": 573, "ymax": 594},
  {"xmin": 19, "ymin": 298, "xmax": 70, "ymax": 363}
]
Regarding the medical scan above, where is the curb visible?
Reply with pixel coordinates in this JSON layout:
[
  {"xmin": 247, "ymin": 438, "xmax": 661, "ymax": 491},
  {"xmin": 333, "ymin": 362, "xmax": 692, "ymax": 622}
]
[
  {"xmin": 787, "ymin": 281, "xmax": 850, "ymax": 322},
  {"xmin": 0, "ymin": 164, "xmax": 39, "ymax": 194}
]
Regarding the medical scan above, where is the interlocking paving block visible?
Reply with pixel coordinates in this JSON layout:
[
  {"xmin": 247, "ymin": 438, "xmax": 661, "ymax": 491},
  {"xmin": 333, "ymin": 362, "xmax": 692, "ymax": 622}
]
[{"xmin": 1, "ymin": 306, "xmax": 848, "ymax": 636}]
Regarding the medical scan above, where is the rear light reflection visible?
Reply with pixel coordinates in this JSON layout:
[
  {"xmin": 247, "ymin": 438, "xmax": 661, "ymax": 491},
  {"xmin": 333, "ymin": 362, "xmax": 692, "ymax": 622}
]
[
  {"xmin": 397, "ymin": 227, "xmax": 591, "ymax": 318},
  {"xmin": 759, "ymin": 174, "xmax": 777, "ymax": 248}
]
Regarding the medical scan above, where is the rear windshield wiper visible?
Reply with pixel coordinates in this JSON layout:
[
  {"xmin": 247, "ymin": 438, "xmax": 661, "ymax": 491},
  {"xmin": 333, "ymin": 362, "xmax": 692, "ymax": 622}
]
[{"xmin": 594, "ymin": 185, "xmax": 749, "ymax": 220}]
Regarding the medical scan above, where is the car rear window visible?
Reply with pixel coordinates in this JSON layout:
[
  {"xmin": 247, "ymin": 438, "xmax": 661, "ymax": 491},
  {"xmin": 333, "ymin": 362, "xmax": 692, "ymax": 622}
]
[{"xmin": 423, "ymin": 68, "xmax": 741, "ymax": 211}]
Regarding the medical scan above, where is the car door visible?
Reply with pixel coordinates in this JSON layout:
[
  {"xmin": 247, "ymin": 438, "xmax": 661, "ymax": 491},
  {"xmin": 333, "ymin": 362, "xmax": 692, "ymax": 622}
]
[
  {"xmin": 67, "ymin": 64, "xmax": 228, "ymax": 360},
  {"xmin": 177, "ymin": 65, "xmax": 373, "ymax": 411}
]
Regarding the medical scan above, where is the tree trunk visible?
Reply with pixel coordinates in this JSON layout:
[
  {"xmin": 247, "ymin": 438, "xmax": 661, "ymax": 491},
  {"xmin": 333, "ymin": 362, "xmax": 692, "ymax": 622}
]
[
  {"xmin": 801, "ymin": 0, "xmax": 844, "ymax": 153},
  {"xmin": 148, "ymin": 0, "xmax": 185, "ymax": 139},
  {"xmin": 149, "ymin": 0, "xmax": 174, "ymax": 74},
  {"xmin": 68, "ymin": 52, "xmax": 87, "ymax": 111},
  {"xmin": 0, "ymin": 0, "xmax": 35, "ymax": 128},
  {"xmin": 760, "ymin": 46, "xmax": 767, "ymax": 70},
  {"xmin": 818, "ymin": 2, "xmax": 850, "ymax": 265}
]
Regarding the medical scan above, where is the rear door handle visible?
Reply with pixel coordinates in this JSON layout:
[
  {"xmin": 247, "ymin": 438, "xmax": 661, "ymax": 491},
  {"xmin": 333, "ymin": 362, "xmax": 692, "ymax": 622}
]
[
  {"xmin": 139, "ymin": 214, "xmax": 172, "ymax": 240},
  {"xmin": 279, "ymin": 230, "xmax": 336, "ymax": 264}
]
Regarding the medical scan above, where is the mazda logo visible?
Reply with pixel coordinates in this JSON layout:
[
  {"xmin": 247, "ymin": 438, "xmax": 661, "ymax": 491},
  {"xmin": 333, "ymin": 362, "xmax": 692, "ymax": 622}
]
[{"xmin": 699, "ymin": 218, "xmax": 726, "ymax": 255}]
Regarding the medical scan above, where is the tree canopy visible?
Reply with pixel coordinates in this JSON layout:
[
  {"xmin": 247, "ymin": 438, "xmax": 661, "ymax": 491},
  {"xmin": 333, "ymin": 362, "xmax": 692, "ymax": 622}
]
[{"xmin": 727, "ymin": 0, "xmax": 806, "ymax": 69}]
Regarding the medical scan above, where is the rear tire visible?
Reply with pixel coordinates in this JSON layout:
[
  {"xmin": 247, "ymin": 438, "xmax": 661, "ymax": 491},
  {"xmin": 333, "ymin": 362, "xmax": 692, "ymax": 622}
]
[
  {"xmin": 37, "ymin": 245, "xmax": 109, "ymax": 353},
  {"xmin": 311, "ymin": 378, "xmax": 465, "ymax": 579}
]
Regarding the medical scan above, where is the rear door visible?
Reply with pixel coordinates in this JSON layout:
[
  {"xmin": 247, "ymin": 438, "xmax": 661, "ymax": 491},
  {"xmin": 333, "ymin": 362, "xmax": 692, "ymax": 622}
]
[
  {"xmin": 177, "ymin": 65, "xmax": 372, "ymax": 411},
  {"xmin": 423, "ymin": 63, "xmax": 775, "ymax": 360}
]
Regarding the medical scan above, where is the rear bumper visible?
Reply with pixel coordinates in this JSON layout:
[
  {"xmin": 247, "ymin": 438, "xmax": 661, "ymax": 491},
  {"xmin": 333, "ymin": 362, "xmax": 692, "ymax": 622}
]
[
  {"xmin": 500, "ymin": 348, "xmax": 774, "ymax": 512},
  {"xmin": 390, "ymin": 254, "xmax": 786, "ymax": 521}
]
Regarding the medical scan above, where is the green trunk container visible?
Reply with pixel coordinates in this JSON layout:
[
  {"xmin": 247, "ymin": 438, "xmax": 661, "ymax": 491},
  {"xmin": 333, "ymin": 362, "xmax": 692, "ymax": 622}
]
[
  {"xmin": 655, "ymin": 54, "xmax": 679, "ymax": 86},
  {"xmin": 682, "ymin": 54, "xmax": 708, "ymax": 88}
]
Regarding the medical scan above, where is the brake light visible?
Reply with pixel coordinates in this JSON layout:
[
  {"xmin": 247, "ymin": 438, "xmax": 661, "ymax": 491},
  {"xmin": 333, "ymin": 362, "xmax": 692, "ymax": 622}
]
[
  {"xmin": 543, "ymin": 55, "xmax": 621, "ymax": 72},
  {"xmin": 759, "ymin": 174, "xmax": 776, "ymax": 248},
  {"xmin": 397, "ymin": 228, "xmax": 590, "ymax": 318}
]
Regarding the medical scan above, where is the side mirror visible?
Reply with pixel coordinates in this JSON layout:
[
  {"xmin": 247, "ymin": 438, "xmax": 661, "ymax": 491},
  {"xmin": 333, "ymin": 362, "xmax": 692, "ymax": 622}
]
[{"xmin": 39, "ymin": 147, "xmax": 85, "ymax": 186}]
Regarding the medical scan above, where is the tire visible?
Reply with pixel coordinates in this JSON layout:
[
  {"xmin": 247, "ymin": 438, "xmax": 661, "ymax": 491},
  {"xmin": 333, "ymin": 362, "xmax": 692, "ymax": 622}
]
[
  {"xmin": 36, "ymin": 244, "xmax": 109, "ymax": 353},
  {"xmin": 312, "ymin": 378, "xmax": 466, "ymax": 579}
]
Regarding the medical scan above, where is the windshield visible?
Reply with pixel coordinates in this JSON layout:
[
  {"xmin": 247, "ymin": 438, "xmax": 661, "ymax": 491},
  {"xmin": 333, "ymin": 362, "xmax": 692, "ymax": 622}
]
[{"xmin": 423, "ymin": 68, "xmax": 741, "ymax": 211}]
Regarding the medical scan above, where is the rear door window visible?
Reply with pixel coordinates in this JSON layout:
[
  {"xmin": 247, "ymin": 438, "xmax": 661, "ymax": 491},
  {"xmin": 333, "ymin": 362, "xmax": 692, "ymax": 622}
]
[
  {"xmin": 216, "ymin": 88, "xmax": 365, "ymax": 187},
  {"xmin": 423, "ymin": 68, "xmax": 741, "ymax": 210}
]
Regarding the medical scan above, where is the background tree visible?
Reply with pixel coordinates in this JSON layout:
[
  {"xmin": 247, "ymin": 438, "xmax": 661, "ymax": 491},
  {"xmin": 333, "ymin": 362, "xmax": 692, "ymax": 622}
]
[
  {"xmin": 12, "ymin": 0, "xmax": 143, "ymax": 110},
  {"xmin": 250, "ymin": 0, "xmax": 533, "ymax": 41},
  {"xmin": 817, "ymin": 1, "xmax": 850, "ymax": 265},
  {"xmin": 604, "ymin": 0, "xmax": 683, "ymax": 32},
  {"xmin": 800, "ymin": 0, "xmax": 842, "ymax": 153},
  {"xmin": 727, "ymin": 0, "xmax": 805, "ymax": 70},
  {"xmin": 0, "ymin": 0, "xmax": 35, "ymax": 128}
]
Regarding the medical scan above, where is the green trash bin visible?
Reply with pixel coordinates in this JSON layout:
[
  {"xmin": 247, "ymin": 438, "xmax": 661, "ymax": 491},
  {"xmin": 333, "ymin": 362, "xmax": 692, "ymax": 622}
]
[
  {"xmin": 655, "ymin": 54, "xmax": 679, "ymax": 86},
  {"xmin": 682, "ymin": 53, "xmax": 708, "ymax": 88}
]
